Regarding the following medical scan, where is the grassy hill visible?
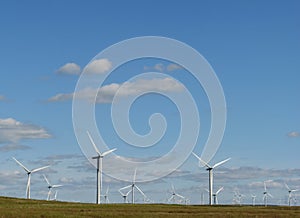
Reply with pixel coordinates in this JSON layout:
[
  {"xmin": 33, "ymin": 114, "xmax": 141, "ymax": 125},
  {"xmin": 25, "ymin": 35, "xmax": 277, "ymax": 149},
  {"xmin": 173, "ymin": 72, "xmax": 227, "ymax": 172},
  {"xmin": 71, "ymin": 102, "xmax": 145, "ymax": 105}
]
[{"xmin": 0, "ymin": 196, "xmax": 299, "ymax": 217}]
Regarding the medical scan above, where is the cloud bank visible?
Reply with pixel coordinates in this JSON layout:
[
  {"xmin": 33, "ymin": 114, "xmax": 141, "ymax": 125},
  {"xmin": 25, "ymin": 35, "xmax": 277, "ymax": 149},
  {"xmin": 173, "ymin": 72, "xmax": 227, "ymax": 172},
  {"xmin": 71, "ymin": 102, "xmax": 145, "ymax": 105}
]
[
  {"xmin": 48, "ymin": 77, "xmax": 184, "ymax": 103},
  {"xmin": 0, "ymin": 118, "xmax": 51, "ymax": 148}
]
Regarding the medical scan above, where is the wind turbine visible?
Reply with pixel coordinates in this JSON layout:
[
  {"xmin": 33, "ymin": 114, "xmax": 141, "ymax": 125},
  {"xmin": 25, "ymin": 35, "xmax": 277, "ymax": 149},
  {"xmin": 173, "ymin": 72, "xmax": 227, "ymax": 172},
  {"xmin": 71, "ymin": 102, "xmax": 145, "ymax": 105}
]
[
  {"xmin": 192, "ymin": 152, "xmax": 230, "ymax": 205},
  {"xmin": 101, "ymin": 186, "xmax": 110, "ymax": 203},
  {"xmin": 12, "ymin": 157, "xmax": 50, "ymax": 199},
  {"xmin": 43, "ymin": 175, "xmax": 63, "ymax": 201},
  {"xmin": 87, "ymin": 131, "xmax": 117, "ymax": 204},
  {"xmin": 251, "ymin": 194, "xmax": 256, "ymax": 206},
  {"xmin": 212, "ymin": 187, "xmax": 223, "ymax": 205},
  {"xmin": 263, "ymin": 181, "xmax": 273, "ymax": 207},
  {"xmin": 119, "ymin": 187, "xmax": 132, "ymax": 203},
  {"xmin": 119, "ymin": 169, "xmax": 147, "ymax": 204},
  {"xmin": 168, "ymin": 184, "xmax": 185, "ymax": 204},
  {"xmin": 285, "ymin": 183, "xmax": 299, "ymax": 206}
]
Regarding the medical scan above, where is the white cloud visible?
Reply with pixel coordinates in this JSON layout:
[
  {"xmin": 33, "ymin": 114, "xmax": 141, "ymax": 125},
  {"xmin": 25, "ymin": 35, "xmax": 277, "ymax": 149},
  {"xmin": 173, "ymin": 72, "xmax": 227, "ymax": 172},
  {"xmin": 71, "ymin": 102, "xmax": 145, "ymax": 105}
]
[
  {"xmin": 167, "ymin": 63, "xmax": 182, "ymax": 72},
  {"xmin": 84, "ymin": 58, "xmax": 112, "ymax": 74},
  {"xmin": 0, "ymin": 118, "xmax": 51, "ymax": 145},
  {"xmin": 287, "ymin": 131, "xmax": 300, "ymax": 137},
  {"xmin": 0, "ymin": 144, "xmax": 30, "ymax": 152},
  {"xmin": 56, "ymin": 62, "xmax": 81, "ymax": 75},
  {"xmin": 48, "ymin": 77, "xmax": 184, "ymax": 103},
  {"xmin": 154, "ymin": 63, "xmax": 164, "ymax": 72},
  {"xmin": 144, "ymin": 63, "xmax": 182, "ymax": 73}
]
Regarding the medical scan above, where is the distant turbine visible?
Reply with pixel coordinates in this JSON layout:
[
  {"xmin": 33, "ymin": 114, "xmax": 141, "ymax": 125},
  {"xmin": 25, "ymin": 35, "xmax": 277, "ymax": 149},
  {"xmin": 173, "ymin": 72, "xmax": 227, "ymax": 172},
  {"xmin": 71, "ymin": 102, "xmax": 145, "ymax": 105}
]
[
  {"xmin": 212, "ymin": 187, "xmax": 223, "ymax": 205},
  {"xmin": 43, "ymin": 175, "xmax": 63, "ymax": 201},
  {"xmin": 251, "ymin": 194, "xmax": 256, "ymax": 206},
  {"xmin": 102, "ymin": 186, "xmax": 110, "ymax": 203},
  {"xmin": 12, "ymin": 157, "xmax": 50, "ymax": 199},
  {"xmin": 119, "ymin": 169, "xmax": 147, "ymax": 204},
  {"xmin": 263, "ymin": 181, "xmax": 273, "ymax": 207},
  {"xmin": 87, "ymin": 131, "xmax": 117, "ymax": 204},
  {"xmin": 285, "ymin": 183, "xmax": 299, "ymax": 206},
  {"xmin": 119, "ymin": 187, "xmax": 132, "ymax": 203},
  {"xmin": 168, "ymin": 184, "xmax": 185, "ymax": 204},
  {"xmin": 192, "ymin": 152, "xmax": 230, "ymax": 205},
  {"xmin": 233, "ymin": 189, "xmax": 245, "ymax": 205}
]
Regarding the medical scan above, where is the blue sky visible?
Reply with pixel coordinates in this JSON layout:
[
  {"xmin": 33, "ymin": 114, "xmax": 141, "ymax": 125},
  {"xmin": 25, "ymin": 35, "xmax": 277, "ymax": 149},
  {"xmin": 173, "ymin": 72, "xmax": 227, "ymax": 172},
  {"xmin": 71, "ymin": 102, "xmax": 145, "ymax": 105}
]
[{"xmin": 0, "ymin": 0, "xmax": 299, "ymax": 205}]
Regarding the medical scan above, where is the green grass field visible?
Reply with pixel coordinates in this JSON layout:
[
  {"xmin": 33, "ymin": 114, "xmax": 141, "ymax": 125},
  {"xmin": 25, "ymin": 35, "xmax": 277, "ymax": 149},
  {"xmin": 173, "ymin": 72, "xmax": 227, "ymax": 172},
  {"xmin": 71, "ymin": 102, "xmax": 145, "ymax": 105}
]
[{"xmin": 0, "ymin": 196, "xmax": 299, "ymax": 218}]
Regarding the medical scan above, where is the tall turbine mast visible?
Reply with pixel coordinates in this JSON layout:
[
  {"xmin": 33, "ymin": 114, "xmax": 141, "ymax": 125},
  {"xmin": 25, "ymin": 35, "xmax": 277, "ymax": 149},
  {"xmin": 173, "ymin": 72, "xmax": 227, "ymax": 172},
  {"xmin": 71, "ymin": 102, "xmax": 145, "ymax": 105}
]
[
  {"xmin": 192, "ymin": 152, "xmax": 230, "ymax": 205},
  {"xmin": 87, "ymin": 131, "xmax": 117, "ymax": 204}
]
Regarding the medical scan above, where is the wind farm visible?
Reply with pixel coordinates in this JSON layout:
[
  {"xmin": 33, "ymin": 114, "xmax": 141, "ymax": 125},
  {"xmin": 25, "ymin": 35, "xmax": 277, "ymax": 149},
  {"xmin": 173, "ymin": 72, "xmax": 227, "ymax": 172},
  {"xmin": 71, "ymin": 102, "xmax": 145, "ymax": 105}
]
[{"xmin": 0, "ymin": 1, "xmax": 299, "ymax": 217}]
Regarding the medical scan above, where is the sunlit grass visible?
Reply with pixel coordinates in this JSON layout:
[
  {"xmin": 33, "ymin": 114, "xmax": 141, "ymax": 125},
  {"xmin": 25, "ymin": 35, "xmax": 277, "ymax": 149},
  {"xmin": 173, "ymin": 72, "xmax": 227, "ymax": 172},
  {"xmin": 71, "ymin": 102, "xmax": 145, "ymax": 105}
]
[{"xmin": 0, "ymin": 196, "xmax": 299, "ymax": 217}]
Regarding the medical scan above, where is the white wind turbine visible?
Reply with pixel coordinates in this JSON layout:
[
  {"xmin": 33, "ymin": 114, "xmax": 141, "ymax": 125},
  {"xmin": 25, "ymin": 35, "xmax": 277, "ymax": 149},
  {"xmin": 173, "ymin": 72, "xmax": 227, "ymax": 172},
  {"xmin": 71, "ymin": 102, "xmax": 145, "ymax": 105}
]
[
  {"xmin": 119, "ymin": 188, "xmax": 132, "ymax": 203},
  {"xmin": 87, "ymin": 131, "xmax": 117, "ymax": 204},
  {"xmin": 168, "ymin": 184, "xmax": 185, "ymax": 204},
  {"xmin": 119, "ymin": 169, "xmax": 147, "ymax": 204},
  {"xmin": 43, "ymin": 175, "xmax": 63, "ymax": 201},
  {"xmin": 101, "ymin": 186, "xmax": 110, "ymax": 203},
  {"xmin": 263, "ymin": 181, "xmax": 273, "ymax": 207},
  {"xmin": 212, "ymin": 187, "xmax": 223, "ymax": 205},
  {"xmin": 285, "ymin": 183, "xmax": 299, "ymax": 206},
  {"xmin": 251, "ymin": 194, "xmax": 256, "ymax": 206},
  {"xmin": 192, "ymin": 152, "xmax": 231, "ymax": 205},
  {"xmin": 12, "ymin": 157, "xmax": 50, "ymax": 199}
]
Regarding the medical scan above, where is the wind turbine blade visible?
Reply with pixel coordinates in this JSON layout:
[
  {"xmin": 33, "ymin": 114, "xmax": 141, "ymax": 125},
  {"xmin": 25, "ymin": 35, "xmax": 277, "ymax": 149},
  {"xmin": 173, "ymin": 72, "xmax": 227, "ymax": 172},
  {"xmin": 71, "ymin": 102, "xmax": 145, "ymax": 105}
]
[
  {"xmin": 264, "ymin": 181, "xmax": 267, "ymax": 192},
  {"xmin": 102, "ymin": 148, "xmax": 117, "ymax": 157},
  {"xmin": 118, "ymin": 189, "xmax": 124, "ymax": 196},
  {"xmin": 216, "ymin": 187, "xmax": 224, "ymax": 195},
  {"xmin": 291, "ymin": 189, "xmax": 299, "ymax": 192},
  {"xmin": 213, "ymin": 158, "xmax": 231, "ymax": 168},
  {"xmin": 87, "ymin": 131, "xmax": 101, "ymax": 155},
  {"xmin": 204, "ymin": 188, "xmax": 209, "ymax": 193},
  {"xmin": 133, "ymin": 168, "xmax": 137, "ymax": 183},
  {"xmin": 268, "ymin": 193, "xmax": 273, "ymax": 198},
  {"xmin": 135, "ymin": 185, "xmax": 146, "ymax": 198},
  {"xmin": 31, "ymin": 165, "xmax": 50, "ymax": 173},
  {"xmin": 54, "ymin": 191, "xmax": 58, "ymax": 200},
  {"xmin": 106, "ymin": 186, "xmax": 109, "ymax": 195},
  {"xmin": 125, "ymin": 189, "xmax": 132, "ymax": 196},
  {"xmin": 120, "ymin": 185, "xmax": 132, "ymax": 191},
  {"xmin": 171, "ymin": 184, "xmax": 175, "ymax": 193},
  {"xmin": 285, "ymin": 183, "xmax": 291, "ymax": 191},
  {"xmin": 43, "ymin": 175, "xmax": 51, "ymax": 186},
  {"xmin": 52, "ymin": 185, "xmax": 63, "ymax": 188},
  {"xmin": 12, "ymin": 157, "xmax": 30, "ymax": 173},
  {"xmin": 168, "ymin": 195, "xmax": 174, "ymax": 202},
  {"xmin": 175, "ymin": 193, "xmax": 185, "ymax": 199},
  {"xmin": 192, "ymin": 152, "xmax": 211, "ymax": 168}
]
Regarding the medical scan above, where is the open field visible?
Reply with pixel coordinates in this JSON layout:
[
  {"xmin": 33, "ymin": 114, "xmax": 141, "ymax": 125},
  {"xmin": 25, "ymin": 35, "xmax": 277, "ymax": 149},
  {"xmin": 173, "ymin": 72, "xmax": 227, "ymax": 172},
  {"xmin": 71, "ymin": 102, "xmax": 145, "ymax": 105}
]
[{"xmin": 0, "ymin": 197, "xmax": 299, "ymax": 218}]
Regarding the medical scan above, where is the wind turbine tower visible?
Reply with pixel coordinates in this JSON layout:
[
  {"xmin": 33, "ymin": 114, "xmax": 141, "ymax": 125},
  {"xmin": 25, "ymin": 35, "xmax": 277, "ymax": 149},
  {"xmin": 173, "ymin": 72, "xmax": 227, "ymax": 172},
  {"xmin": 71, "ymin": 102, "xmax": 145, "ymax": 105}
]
[
  {"xmin": 12, "ymin": 157, "xmax": 50, "ymax": 199},
  {"xmin": 192, "ymin": 152, "xmax": 230, "ymax": 205},
  {"xmin": 87, "ymin": 131, "xmax": 117, "ymax": 204}
]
